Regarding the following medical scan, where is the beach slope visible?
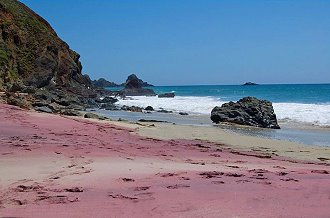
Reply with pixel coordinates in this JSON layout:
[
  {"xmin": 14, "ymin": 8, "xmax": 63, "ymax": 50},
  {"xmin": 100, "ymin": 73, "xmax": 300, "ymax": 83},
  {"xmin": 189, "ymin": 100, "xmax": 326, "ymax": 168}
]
[{"xmin": 0, "ymin": 103, "xmax": 329, "ymax": 218}]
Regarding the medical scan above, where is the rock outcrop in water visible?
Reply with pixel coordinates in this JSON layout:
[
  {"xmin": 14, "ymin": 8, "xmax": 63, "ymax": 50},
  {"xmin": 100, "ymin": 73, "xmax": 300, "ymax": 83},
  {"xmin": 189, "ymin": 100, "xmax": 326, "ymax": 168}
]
[
  {"xmin": 119, "ymin": 74, "xmax": 155, "ymax": 96},
  {"xmin": 242, "ymin": 82, "xmax": 258, "ymax": 86},
  {"xmin": 210, "ymin": 97, "xmax": 280, "ymax": 129},
  {"xmin": 158, "ymin": 92, "xmax": 175, "ymax": 98}
]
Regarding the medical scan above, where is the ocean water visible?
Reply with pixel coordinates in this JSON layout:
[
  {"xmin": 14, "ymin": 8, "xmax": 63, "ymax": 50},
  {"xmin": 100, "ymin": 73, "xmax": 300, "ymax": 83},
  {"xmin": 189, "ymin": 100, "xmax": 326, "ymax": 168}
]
[
  {"xmin": 102, "ymin": 84, "xmax": 330, "ymax": 146},
  {"xmin": 109, "ymin": 84, "xmax": 330, "ymax": 126}
]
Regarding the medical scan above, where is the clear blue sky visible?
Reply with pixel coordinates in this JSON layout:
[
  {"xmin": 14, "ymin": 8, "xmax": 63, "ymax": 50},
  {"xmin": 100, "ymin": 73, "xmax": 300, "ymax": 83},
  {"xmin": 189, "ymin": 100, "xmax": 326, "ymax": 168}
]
[{"xmin": 20, "ymin": 0, "xmax": 330, "ymax": 85}]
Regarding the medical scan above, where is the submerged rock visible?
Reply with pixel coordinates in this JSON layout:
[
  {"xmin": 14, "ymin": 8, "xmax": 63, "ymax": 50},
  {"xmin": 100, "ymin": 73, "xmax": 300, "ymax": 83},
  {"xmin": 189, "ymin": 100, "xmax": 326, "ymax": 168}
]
[
  {"xmin": 157, "ymin": 109, "xmax": 173, "ymax": 113},
  {"xmin": 158, "ymin": 92, "xmax": 175, "ymax": 98},
  {"xmin": 210, "ymin": 97, "xmax": 280, "ymax": 129}
]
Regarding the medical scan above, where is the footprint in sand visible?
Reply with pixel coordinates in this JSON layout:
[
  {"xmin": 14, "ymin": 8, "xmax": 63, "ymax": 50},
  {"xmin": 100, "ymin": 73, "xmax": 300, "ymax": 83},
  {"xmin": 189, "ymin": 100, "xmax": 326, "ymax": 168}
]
[
  {"xmin": 199, "ymin": 171, "xmax": 224, "ymax": 179},
  {"xmin": 108, "ymin": 193, "xmax": 138, "ymax": 201},
  {"xmin": 133, "ymin": 186, "xmax": 150, "ymax": 191},
  {"xmin": 225, "ymin": 173, "xmax": 244, "ymax": 178},
  {"xmin": 212, "ymin": 181, "xmax": 225, "ymax": 184},
  {"xmin": 311, "ymin": 170, "xmax": 329, "ymax": 174},
  {"xmin": 121, "ymin": 178, "xmax": 135, "ymax": 182},
  {"xmin": 166, "ymin": 184, "xmax": 190, "ymax": 189},
  {"xmin": 280, "ymin": 178, "xmax": 299, "ymax": 182},
  {"xmin": 273, "ymin": 166, "xmax": 286, "ymax": 169}
]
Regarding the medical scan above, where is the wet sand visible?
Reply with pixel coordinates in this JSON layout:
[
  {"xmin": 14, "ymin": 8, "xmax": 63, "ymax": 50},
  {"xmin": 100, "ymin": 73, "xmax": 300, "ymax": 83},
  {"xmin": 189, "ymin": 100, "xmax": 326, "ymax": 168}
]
[{"xmin": 0, "ymin": 103, "xmax": 329, "ymax": 218}]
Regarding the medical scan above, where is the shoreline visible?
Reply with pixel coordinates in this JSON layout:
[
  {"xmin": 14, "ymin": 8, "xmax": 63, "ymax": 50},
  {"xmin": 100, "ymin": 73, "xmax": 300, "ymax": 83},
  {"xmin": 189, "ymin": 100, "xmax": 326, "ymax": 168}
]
[
  {"xmin": 1, "ymin": 103, "xmax": 330, "ymax": 217},
  {"xmin": 92, "ymin": 108, "xmax": 330, "ymax": 147}
]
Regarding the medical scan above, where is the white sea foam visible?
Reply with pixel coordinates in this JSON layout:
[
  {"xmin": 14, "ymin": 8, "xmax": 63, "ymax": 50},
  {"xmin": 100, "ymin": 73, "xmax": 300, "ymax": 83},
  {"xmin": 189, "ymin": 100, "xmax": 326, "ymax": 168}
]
[
  {"xmin": 273, "ymin": 103, "xmax": 330, "ymax": 126},
  {"xmin": 116, "ymin": 96, "xmax": 223, "ymax": 114},
  {"xmin": 116, "ymin": 96, "xmax": 330, "ymax": 126}
]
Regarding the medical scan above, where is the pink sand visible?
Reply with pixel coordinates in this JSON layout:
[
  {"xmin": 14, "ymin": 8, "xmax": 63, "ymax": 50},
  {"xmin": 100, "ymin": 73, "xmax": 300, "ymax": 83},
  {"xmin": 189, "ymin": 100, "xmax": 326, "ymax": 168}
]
[{"xmin": 0, "ymin": 103, "xmax": 329, "ymax": 218}]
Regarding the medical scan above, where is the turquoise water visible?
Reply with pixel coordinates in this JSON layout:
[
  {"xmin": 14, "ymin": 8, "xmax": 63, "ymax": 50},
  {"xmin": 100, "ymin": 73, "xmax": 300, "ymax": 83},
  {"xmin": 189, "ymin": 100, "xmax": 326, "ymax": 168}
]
[
  {"xmin": 108, "ymin": 84, "xmax": 330, "ymax": 126},
  {"xmin": 103, "ymin": 84, "xmax": 330, "ymax": 146},
  {"xmin": 150, "ymin": 84, "xmax": 330, "ymax": 104},
  {"xmin": 108, "ymin": 84, "xmax": 330, "ymax": 103}
]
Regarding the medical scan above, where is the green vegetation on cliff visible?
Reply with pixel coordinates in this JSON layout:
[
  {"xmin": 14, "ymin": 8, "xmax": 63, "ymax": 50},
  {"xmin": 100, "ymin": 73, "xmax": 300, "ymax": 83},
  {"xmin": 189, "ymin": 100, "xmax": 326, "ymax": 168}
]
[{"xmin": 0, "ymin": 0, "xmax": 91, "ymax": 91}]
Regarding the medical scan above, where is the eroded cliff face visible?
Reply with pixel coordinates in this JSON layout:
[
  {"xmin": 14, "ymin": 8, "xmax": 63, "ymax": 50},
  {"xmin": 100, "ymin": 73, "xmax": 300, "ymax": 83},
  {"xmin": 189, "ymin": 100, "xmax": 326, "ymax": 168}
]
[{"xmin": 0, "ymin": 0, "xmax": 91, "ymax": 91}]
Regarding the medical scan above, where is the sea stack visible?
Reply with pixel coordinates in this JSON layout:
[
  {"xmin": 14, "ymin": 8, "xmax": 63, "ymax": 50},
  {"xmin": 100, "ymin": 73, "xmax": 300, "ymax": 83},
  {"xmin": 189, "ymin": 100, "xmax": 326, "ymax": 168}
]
[
  {"xmin": 119, "ymin": 74, "xmax": 155, "ymax": 96},
  {"xmin": 210, "ymin": 97, "xmax": 280, "ymax": 129}
]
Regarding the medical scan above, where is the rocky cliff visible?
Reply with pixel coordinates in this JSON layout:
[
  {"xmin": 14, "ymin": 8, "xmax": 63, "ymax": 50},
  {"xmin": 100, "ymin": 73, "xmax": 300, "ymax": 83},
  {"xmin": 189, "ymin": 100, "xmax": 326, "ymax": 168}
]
[{"xmin": 0, "ymin": 0, "xmax": 92, "ymax": 93}]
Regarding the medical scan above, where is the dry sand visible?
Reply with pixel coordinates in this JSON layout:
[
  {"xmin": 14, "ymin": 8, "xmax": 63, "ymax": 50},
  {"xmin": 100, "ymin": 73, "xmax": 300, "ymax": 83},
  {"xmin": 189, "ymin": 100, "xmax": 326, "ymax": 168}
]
[{"xmin": 0, "ymin": 103, "xmax": 329, "ymax": 218}]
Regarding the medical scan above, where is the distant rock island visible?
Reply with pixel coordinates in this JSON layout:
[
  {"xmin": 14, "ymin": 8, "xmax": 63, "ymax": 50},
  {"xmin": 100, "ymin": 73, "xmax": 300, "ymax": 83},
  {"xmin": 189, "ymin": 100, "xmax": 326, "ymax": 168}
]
[
  {"xmin": 243, "ymin": 82, "xmax": 258, "ymax": 86},
  {"xmin": 92, "ymin": 74, "xmax": 154, "ymax": 88}
]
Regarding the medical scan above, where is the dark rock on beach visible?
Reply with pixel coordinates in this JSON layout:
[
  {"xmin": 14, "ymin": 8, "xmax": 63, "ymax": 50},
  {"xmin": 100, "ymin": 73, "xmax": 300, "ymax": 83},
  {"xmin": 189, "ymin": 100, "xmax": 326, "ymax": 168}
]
[
  {"xmin": 119, "ymin": 74, "xmax": 155, "ymax": 96},
  {"xmin": 157, "ymin": 109, "xmax": 173, "ymax": 113},
  {"xmin": 210, "ymin": 97, "xmax": 280, "ymax": 129},
  {"xmin": 95, "ymin": 96, "xmax": 118, "ymax": 104},
  {"xmin": 121, "ymin": 105, "xmax": 143, "ymax": 112},
  {"xmin": 145, "ymin": 106, "xmax": 154, "ymax": 111},
  {"xmin": 84, "ymin": 112, "xmax": 106, "ymax": 120},
  {"xmin": 60, "ymin": 109, "xmax": 82, "ymax": 117},
  {"xmin": 100, "ymin": 103, "xmax": 119, "ymax": 111},
  {"xmin": 138, "ymin": 119, "xmax": 170, "ymax": 123},
  {"xmin": 158, "ymin": 92, "xmax": 175, "ymax": 98},
  {"xmin": 179, "ymin": 112, "xmax": 189, "ymax": 116},
  {"xmin": 35, "ymin": 106, "xmax": 53, "ymax": 113}
]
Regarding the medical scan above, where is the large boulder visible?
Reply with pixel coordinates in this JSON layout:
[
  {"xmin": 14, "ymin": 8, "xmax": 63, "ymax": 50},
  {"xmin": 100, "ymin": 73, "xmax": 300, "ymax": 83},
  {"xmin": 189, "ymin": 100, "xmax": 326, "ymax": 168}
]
[
  {"xmin": 210, "ymin": 97, "xmax": 280, "ymax": 129},
  {"xmin": 119, "ymin": 74, "xmax": 155, "ymax": 96}
]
